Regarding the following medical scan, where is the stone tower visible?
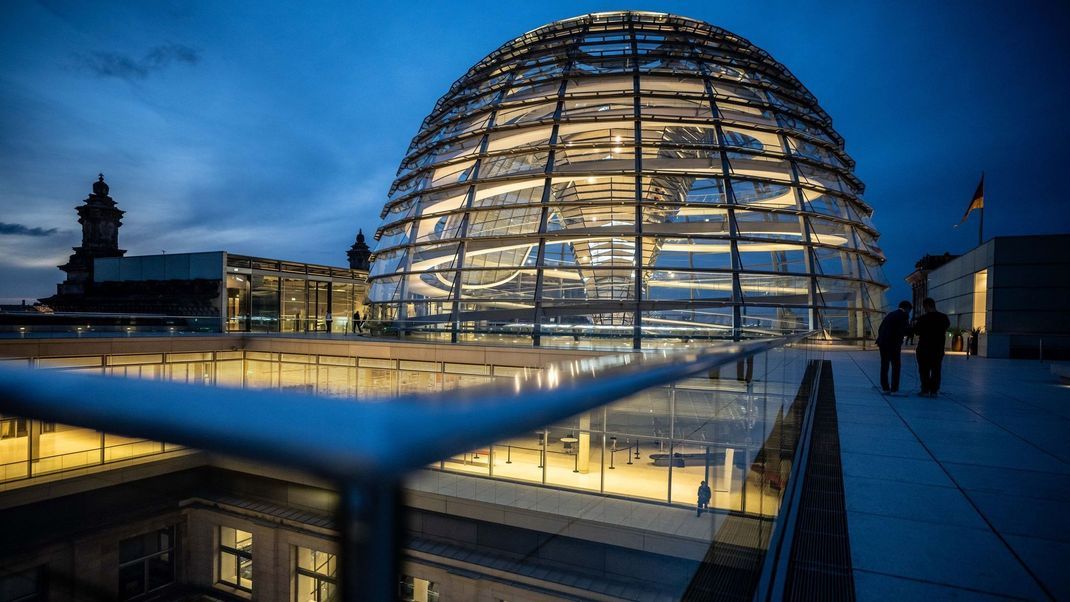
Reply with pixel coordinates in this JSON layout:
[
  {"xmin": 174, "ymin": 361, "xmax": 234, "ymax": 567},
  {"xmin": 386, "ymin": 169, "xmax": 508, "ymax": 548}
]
[
  {"xmin": 347, "ymin": 229, "xmax": 371, "ymax": 271},
  {"xmin": 56, "ymin": 174, "xmax": 126, "ymax": 296}
]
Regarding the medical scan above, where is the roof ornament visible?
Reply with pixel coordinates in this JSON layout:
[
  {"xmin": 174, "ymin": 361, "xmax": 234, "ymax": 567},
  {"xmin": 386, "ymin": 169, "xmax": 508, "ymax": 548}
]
[{"xmin": 92, "ymin": 173, "xmax": 110, "ymax": 197}]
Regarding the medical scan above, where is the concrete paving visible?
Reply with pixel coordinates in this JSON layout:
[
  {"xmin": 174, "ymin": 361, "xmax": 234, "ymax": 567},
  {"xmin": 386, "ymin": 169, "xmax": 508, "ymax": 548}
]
[{"xmin": 832, "ymin": 350, "xmax": 1070, "ymax": 601}]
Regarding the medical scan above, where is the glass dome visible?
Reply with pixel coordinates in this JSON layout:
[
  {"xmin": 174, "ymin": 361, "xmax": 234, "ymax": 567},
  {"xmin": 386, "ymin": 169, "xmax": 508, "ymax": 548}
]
[{"xmin": 368, "ymin": 11, "xmax": 888, "ymax": 348}]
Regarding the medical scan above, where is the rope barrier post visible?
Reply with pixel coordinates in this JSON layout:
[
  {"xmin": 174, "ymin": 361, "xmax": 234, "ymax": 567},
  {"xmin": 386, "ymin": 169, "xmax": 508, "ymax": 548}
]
[{"xmin": 506, "ymin": 445, "xmax": 512, "ymax": 464}]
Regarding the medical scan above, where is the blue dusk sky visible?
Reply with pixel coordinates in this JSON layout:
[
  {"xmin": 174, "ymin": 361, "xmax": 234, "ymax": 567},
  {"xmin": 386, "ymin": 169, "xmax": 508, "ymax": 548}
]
[{"xmin": 1, "ymin": 1, "xmax": 1068, "ymax": 306}]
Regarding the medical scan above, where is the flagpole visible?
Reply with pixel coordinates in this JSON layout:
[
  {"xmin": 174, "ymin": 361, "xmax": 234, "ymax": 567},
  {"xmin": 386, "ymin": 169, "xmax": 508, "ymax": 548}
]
[{"xmin": 978, "ymin": 205, "xmax": 983, "ymax": 246}]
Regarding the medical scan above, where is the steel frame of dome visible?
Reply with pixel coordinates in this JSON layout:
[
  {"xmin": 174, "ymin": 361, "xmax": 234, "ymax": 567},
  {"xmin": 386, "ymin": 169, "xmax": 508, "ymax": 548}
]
[{"xmin": 368, "ymin": 11, "xmax": 888, "ymax": 349}]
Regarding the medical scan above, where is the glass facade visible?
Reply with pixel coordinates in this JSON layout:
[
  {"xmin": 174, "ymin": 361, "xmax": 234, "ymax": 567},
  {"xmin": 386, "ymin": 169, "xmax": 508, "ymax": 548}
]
[
  {"xmin": 368, "ymin": 11, "xmax": 887, "ymax": 346},
  {"xmin": 1, "ymin": 342, "xmax": 815, "ymax": 517},
  {"xmin": 224, "ymin": 255, "xmax": 367, "ymax": 334}
]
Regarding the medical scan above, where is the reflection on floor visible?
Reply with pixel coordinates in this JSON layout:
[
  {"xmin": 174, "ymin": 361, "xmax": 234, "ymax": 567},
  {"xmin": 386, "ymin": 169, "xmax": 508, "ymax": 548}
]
[{"xmin": 441, "ymin": 435, "xmax": 783, "ymax": 516}]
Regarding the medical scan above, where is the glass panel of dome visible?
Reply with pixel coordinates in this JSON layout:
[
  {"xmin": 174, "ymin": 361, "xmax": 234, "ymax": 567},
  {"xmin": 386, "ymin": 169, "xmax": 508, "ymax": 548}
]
[
  {"xmin": 464, "ymin": 243, "xmax": 535, "ymax": 269},
  {"xmin": 560, "ymin": 98, "xmax": 633, "ymax": 120},
  {"xmin": 478, "ymin": 151, "xmax": 548, "ymax": 179},
  {"xmin": 807, "ymin": 217, "xmax": 854, "ymax": 248},
  {"xmin": 734, "ymin": 210, "xmax": 804, "ymax": 236},
  {"xmin": 640, "ymin": 96, "xmax": 714, "ymax": 120},
  {"xmin": 428, "ymin": 159, "xmax": 476, "ymax": 189},
  {"xmin": 645, "ymin": 270, "xmax": 733, "ymax": 300},
  {"xmin": 465, "ymin": 208, "xmax": 542, "ymax": 239},
  {"xmin": 726, "ymin": 153, "xmax": 793, "ymax": 182},
  {"xmin": 787, "ymin": 136, "xmax": 844, "ymax": 168},
  {"xmin": 564, "ymin": 75, "xmax": 633, "ymax": 97},
  {"xmin": 739, "ymin": 274, "xmax": 810, "ymax": 302},
  {"xmin": 678, "ymin": 177, "xmax": 727, "ymax": 204},
  {"xmin": 486, "ymin": 124, "xmax": 553, "ymax": 153},
  {"xmin": 554, "ymin": 146, "xmax": 635, "ymax": 172},
  {"xmin": 645, "ymin": 148, "xmax": 722, "ymax": 174},
  {"xmin": 369, "ymin": 275, "xmax": 403, "ymax": 303},
  {"xmin": 723, "ymin": 127, "xmax": 782, "ymax": 153},
  {"xmin": 504, "ymin": 80, "xmax": 560, "ymax": 102},
  {"xmin": 459, "ymin": 270, "xmax": 538, "ymax": 300},
  {"xmin": 812, "ymin": 247, "xmax": 855, "ymax": 277},
  {"xmin": 797, "ymin": 163, "xmax": 847, "ymax": 193},
  {"xmin": 495, "ymin": 101, "xmax": 557, "ymax": 126},
  {"xmin": 801, "ymin": 188, "xmax": 851, "ymax": 218},
  {"xmin": 736, "ymin": 242, "xmax": 806, "ymax": 272},
  {"xmin": 650, "ymin": 239, "xmax": 731, "ymax": 269},
  {"xmin": 717, "ymin": 101, "xmax": 778, "ymax": 127},
  {"xmin": 730, "ymin": 180, "xmax": 793, "ymax": 207},
  {"xmin": 369, "ymin": 250, "xmax": 407, "ymax": 278},
  {"xmin": 638, "ymin": 74, "xmax": 708, "ymax": 94},
  {"xmin": 556, "ymin": 121, "xmax": 637, "ymax": 145}
]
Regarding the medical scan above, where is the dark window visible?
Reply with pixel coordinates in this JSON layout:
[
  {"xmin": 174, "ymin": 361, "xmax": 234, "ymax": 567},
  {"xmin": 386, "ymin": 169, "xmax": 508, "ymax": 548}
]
[{"xmin": 118, "ymin": 526, "xmax": 175, "ymax": 600}]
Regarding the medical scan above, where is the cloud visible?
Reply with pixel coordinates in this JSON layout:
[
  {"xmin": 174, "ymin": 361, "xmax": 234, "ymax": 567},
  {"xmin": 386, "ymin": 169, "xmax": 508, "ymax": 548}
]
[
  {"xmin": 75, "ymin": 44, "xmax": 200, "ymax": 81},
  {"xmin": 0, "ymin": 222, "xmax": 60, "ymax": 237}
]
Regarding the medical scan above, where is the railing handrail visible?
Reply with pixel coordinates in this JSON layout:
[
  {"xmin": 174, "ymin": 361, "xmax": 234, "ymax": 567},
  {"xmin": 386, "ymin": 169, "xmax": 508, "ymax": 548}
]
[
  {"xmin": 0, "ymin": 331, "xmax": 815, "ymax": 601},
  {"xmin": 0, "ymin": 332, "xmax": 812, "ymax": 483}
]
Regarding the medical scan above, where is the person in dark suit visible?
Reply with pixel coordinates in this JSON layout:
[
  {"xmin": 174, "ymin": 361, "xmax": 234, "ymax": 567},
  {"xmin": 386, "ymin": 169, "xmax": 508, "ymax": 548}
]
[
  {"xmin": 697, "ymin": 480, "xmax": 712, "ymax": 517},
  {"xmin": 876, "ymin": 300, "xmax": 912, "ymax": 393},
  {"xmin": 914, "ymin": 297, "xmax": 951, "ymax": 397}
]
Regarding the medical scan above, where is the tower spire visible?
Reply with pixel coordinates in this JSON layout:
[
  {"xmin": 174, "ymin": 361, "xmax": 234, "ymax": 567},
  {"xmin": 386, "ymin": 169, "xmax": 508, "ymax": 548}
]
[
  {"xmin": 347, "ymin": 229, "xmax": 371, "ymax": 271},
  {"xmin": 54, "ymin": 173, "xmax": 126, "ymax": 296}
]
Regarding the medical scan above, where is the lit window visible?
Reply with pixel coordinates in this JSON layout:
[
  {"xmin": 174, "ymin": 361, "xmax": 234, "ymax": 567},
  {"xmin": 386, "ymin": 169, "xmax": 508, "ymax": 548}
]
[
  {"xmin": 218, "ymin": 526, "xmax": 253, "ymax": 591},
  {"xmin": 398, "ymin": 574, "xmax": 439, "ymax": 602},
  {"xmin": 295, "ymin": 546, "xmax": 336, "ymax": 602},
  {"xmin": 118, "ymin": 526, "xmax": 175, "ymax": 600}
]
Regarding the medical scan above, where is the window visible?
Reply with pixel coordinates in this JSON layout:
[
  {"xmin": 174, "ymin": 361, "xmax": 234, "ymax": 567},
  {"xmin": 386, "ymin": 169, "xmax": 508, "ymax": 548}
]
[
  {"xmin": 294, "ymin": 547, "xmax": 336, "ymax": 602},
  {"xmin": 398, "ymin": 575, "xmax": 439, "ymax": 602},
  {"xmin": 0, "ymin": 567, "xmax": 45, "ymax": 601},
  {"xmin": 118, "ymin": 526, "xmax": 175, "ymax": 600},
  {"xmin": 218, "ymin": 527, "xmax": 253, "ymax": 591}
]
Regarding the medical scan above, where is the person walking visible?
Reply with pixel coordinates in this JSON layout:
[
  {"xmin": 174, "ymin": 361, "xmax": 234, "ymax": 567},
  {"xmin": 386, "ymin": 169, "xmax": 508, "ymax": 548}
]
[
  {"xmin": 914, "ymin": 297, "xmax": 951, "ymax": 397},
  {"xmin": 352, "ymin": 310, "xmax": 363, "ymax": 334},
  {"xmin": 696, "ymin": 480, "xmax": 712, "ymax": 517},
  {"xmin": 876, "ymin": 300, "xmax": 912, "ymax": 393}
]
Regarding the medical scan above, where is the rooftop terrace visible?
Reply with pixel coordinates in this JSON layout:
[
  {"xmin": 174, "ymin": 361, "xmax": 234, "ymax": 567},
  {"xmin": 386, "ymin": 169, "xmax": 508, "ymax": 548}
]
[{"xmin": 831, "ymin": 350, "xmax": 1069, "ymax": 600}]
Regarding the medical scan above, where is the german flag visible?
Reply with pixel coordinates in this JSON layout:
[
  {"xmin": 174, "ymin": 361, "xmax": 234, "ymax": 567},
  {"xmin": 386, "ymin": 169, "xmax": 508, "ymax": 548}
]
[{"xmin": 960, "ymin": 173, "xmax": 984, "ymax": 223}]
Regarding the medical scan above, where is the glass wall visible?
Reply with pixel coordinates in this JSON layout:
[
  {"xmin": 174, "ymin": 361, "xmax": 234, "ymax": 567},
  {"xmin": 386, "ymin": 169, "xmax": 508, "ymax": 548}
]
[
  {"xmin": 1, "ymin": 341, "xmax": 816, "ymax": 518},
  {"xmin": 250, "ymin": 275, "xmax": 280, "ymax": 333},
  {"xmin": 282, "ymin": 278, "xmax": 307, "ymax": 333},
  {"xmin": 226, "ymin": 274, "xmax": 249, "ymax": 332}
]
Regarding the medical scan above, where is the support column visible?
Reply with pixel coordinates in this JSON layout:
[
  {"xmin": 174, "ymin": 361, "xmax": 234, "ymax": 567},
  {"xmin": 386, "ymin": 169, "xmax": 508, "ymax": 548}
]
[{"xmin": 577, "ymin": 412, "xmax": 591, "ymax": 473}]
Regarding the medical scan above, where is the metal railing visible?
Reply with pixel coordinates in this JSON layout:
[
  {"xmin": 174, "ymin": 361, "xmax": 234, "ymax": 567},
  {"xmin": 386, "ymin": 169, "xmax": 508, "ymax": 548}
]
[{"xmin": 0, "ymin": 331, "xmax": 814, "ymax": 600}]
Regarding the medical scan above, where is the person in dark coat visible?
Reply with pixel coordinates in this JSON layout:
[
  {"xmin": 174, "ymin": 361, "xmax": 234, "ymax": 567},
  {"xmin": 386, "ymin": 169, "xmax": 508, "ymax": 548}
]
[
  {"xmin": 914, "ymin": 297, "xmax": 951, "ymax": 397},
  {"xmin": 876, "ymin": 300, "xmax": 912, "ymax": 393},
  {"xmin": 697, "ymin": 480, "xmax": 712, "ymax": 517}
]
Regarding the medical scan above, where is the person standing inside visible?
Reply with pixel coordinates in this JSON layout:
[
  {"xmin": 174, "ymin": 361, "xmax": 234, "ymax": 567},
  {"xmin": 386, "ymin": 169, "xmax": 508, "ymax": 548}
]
[
  {"xmin": 325, "ymin": 311, "xmax": 333, "ymax": 334},
  {"xmin": 876, "ymin": 300, "xmax": 912, "ymax": 393},
  {"xmin": 696, "ymin": 480, "xmax": 712, "ymax": 517},
  {"xmin": 914, "ymin": 297, "xmax": 951, "ymax": 397}
]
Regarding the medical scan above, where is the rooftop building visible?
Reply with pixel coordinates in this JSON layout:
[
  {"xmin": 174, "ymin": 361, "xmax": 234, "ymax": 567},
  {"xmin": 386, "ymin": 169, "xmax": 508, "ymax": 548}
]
[{"xmin": 912, "ymin": 234, "xmax": 1070, "ymax": 359}]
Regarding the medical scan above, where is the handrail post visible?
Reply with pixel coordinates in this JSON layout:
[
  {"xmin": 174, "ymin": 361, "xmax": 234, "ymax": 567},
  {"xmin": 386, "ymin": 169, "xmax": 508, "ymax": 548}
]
[{"xmin": 340, "ymin": 479, "xmax": 401, "ymax": 602}]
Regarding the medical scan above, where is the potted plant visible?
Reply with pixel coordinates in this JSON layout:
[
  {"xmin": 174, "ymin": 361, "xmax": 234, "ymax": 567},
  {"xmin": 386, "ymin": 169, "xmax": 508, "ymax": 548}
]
[{"xmin": 950, "ymin": 327, "xmax": 965, "ymax": 352}]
